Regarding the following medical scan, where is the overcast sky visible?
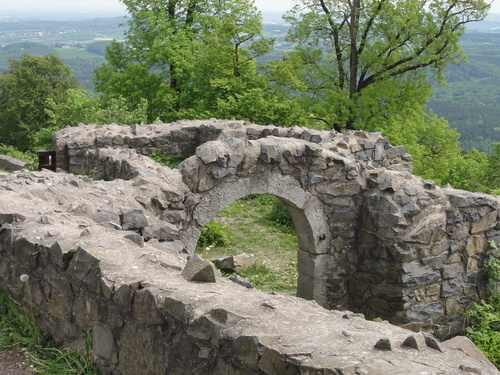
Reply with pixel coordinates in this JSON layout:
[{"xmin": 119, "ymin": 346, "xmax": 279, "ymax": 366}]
[{"xmin": 2, "ymin": 0, "xmax": 500, "ymax": 15}]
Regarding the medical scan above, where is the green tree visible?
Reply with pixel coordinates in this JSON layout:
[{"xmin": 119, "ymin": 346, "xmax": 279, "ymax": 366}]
[
  {"xmin": 94, "ymin": 0, "xmax": 278, "ymax": 123},
  {"xmin": 445, "ymin": 148, "xmax": 489, "ymax": 192},
  {"xmin": 0, "ymin": 54, "xmax": 78, "ymax": 151},
  {"xmin": 274, "ymin": 0, "xmax": 490, "ymax": 132},
  {"xmin": 484, "ymin": 143, "xmax": 500, "ymax": 194},
  {"xmin": 381, "ymin": 104, "xmax": 462, "ymax": 184},
  {"xmin": 45, "ymin": 88, "xmax": 149, "ymax": 128},
  {"xmin": 32, "ymin": 88, "xmax": 150, "ymax": 150}
]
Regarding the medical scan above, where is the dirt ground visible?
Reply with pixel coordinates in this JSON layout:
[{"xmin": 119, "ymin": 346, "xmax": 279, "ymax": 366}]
[{"xmin": 0, "ymin": 349, "xmax": 33, "ymax": 375}]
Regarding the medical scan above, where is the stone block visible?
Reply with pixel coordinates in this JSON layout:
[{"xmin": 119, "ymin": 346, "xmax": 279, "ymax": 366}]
[
  {"xmin": 406, "ymin": 215, "xmax": 446, "ymax": 245},
  {"xmin": 448, "ymin": 192, "xmax": 490, "ymax": 208},
  {"xmin": 196, "ymin": 141, "xmax": 230, "ymax": 164},
  {"xmin": 441, "ymin": 263, "xmax": 463, "ymax": 279},
  {"xmin": 406, "ymin": 302, "xmax": 444, "ymax": 323},
  {"xmin": 159, "ymin": 295, "xmax": 192, "ymax": 324},
  {"xmin": 92, "ymin": 322, "xmax": 115, "ymax": 361},
  {"xmin": 124, "ymin": 233, "xmax": 144, "ymax": 247},
  {"xmin": 67, "ymin": 247, "xmax": 102, "ymax": 294},
  {"xmin": 402, "ymin": 332, "xmax": 427, "ymax": 351},
  {"xmin": 441, "ymin": 279, "xmax": 464, "ymax": 298},
  {"xmin": 113, "ymin": 283, "xmax": 141, "ymax": 312},
  {"xmin": 14, "ymin": 237, "xmax": 39, "ymax": 270},
  {"xmin": 449, "ymin": 224, "xmax": 469, "ymax": 241},
  {"xmin": 142, "ymin": 222, "xmax": 179, "ymax": 241},
  {"xmin": 182, "ymin": 254, "xmax": 217, "ymax": 283},
  {"xmin": 445, "ymin": 297, "xmax": 467, "ymax": 317},
  {"xmin": 400, "ymin": 262, "xmax": 441, "ymax": 287},
  {"xmin": 258, "ymin": 347, "xmax": 287, "ymax": 375},
  {"xmin": 212, "ymin": 253, "xmax": 256, "ymax": 272},
  {"xmin": 316, "ymin": 181, "xmax": 361, "ymax": 196},
  {"xmin": 442, "ymin": 336, "xmax": 497, "ymax": 371},
  {"xmin": 233, "ymin": 336, "xmax": 260, "ymax": 365},
  {"xmin": 133, "ymin": 288, "xmax": 164, "ymax": 326},
  {"xmin": 299, "ymin": 356, "xmax": 358, "ymax": 375},
  {"xmin": 118, "ymin": 320, "xmax": 167, "ymax": 374},
  {"xmin": 50, "ymin": 240, "xmax": 77, "ymax": 270},
  {"xmin": 121, "ymin": 209, "xmax": 149, "ymax": 230},
  {"xmin": 402, "ymin": 200, "xmax": 421, "ymax": 217},
  {"xmin": 466, "ymin": 236, "xmax": 489, "ymax": 256},
  {"xmin": 471, "ymin": 210, "xmax": 498, "ymax": 234},
  {"xmin": 0, "ymin": 212, "xmax": 26, "ymax": 224},
  {"xmin": 297, "ymin": 250, "xmax": 329, "ymax": 279},
  {"xmin": 422, "ymin": 332, "xmax": 443, "ymax": 352},
  {"xmin": 229, "ymin": 274, "xmax": 253, "ymax": 288},
  {"xmin": 259, "ymin": 142, "xmax": 281, "ymax": 163}
]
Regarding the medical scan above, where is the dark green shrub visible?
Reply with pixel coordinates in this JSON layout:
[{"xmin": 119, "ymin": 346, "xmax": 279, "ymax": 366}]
[
  {"xmin": 266, "ymin": 198, "xmax": 294, "ymax": 228},
  {"xmin": 466, "ymin": 241, "xmax": 500, "ymax": 368},
  {"xmin": 197, "ymin": 220, "xmax": 232, "ymax": 249},
  {"xmin": 149, "ymin": 152, "xmax": 184, "ymax": 168}
]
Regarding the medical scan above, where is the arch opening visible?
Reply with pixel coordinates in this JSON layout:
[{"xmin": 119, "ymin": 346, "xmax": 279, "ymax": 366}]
[
  {"xmin": 195, "ymin": 194, "xmax": 299, "ymax": 296},
  {"xmin": 182, "ymin": 174, "xmax": 331, "ymax": 307}
]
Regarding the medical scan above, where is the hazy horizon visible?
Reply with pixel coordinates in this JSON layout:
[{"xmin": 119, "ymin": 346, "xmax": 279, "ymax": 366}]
[{"xmin": 2, "ymin": 0, "xmax": 500, "ymax": 18}]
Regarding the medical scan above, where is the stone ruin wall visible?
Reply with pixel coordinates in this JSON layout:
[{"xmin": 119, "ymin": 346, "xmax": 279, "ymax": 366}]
[
  {"xmin": 0, "ymin": 119, "xmax": 498, "ymax": 374},
  {"xmin": 51, "ymin": 120, "xmax": 500, "ymax": 336}
]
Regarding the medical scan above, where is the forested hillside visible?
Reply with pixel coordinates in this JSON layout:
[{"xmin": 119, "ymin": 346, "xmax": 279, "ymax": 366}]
[
  {"xmin": 428, "ymin": 32, "xmax": 500, "ymax": 153},
  {"xmin": 0, "ymin": 41, "xmax": 108, "ymax": 90},
  {"xmin": 0, "ymin": 17, "xmax": 122, "ymax": 89}
]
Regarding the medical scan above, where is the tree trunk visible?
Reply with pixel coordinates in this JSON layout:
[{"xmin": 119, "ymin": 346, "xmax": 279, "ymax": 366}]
[{"xmin": 346, "ymin": 0, "xmax": 360, "ymax": 130}]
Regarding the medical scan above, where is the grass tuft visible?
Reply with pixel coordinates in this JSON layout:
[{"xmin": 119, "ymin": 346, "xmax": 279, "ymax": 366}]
[{"xmin": 0, "ymin": 286, "xmax": 100, "ymax": 374}]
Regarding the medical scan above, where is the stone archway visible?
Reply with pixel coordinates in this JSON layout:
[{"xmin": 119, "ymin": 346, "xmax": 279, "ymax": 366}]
[
  {"xmin": 51, "ymin": 119, "xmax": 500, "ymax": 334},
  {"xmin": 182, "ymin": 172, "xmax": 331, "ymax": 307}
]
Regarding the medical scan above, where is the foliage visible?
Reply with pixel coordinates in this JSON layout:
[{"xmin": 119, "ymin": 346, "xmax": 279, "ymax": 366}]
[
  {"xmin": 378, "ymin": 104, "xmax": 461, "ymax": 185},
  {"xmin": 266, "ymin": 197, "xmax": 294, "ymax": 228},
  {"xmin": 149, "ymin": 153, "xmax": 185, "ymax": 168},
  {"xmin": 0, "ymin": 54, "xmax": 78, "ymax": 151},
  {"xmin": 27, "ymin": 88, "xmax": 150, "ymax": 151},
  {"xmin": 0, "ymin": 144, "xmax": 37, "ymax": 166},
  {"xmin": 94, "ymin": 0, "xmax": 299, "ymax": 125},
  {"xmin": 428, "ymin": 34, "xmax": 500, "ymax": 153},
  {"xmin": 0, "ymin": 285, "xmax": 99, "ymax": 374},
  {"xmin": 45, "ymin": 88, "xmax": 149, "ymax": 128},
  {"xmin": 274, "ymin": 0, "xmax": 490, "ymax": 132},
  {"xmin": 483, "ymin": 143, "xmax": 500, "ymax": 195},
  {"xmin": 445, "ymin": 148, "xmax": 490, "ymax": 192},
  {"xmin": 88, "ymin": 168, "xmax": 104, "ymax": 181},
  {"xmin": 441, "ymin": 143, "xmax": 500, "ymax": 195},
  {"xmin": 197, "ymin": 221, "xmax": 232, "ymax": 249},
  {"xmin": 466, "ymin": 241, "xmax": 500, "ymax": 368}
]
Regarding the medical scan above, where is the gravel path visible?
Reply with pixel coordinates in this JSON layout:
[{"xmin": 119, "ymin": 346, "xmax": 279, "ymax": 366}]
[{"xmin": 0, "ymin": 349, "xmax": 33, "ymax": 375}]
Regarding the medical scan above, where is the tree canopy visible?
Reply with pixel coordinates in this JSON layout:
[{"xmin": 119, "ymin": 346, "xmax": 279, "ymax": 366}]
[
  {"xmin": 272, "ymin": 0, "xmax": 490, "ymax": 132},
  {"xmin": 94, "ymin": 0, "xmax": 297, "ymax": 123},
  {"xmin": 0, "ymin": 53, "xmax": 78, "ymax": 151}
]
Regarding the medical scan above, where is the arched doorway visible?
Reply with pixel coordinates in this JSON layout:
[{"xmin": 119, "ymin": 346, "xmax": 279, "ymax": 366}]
[
  {"xmin": 195, "ymin": 193, "xmax": 299, "ymax": 295},
  {"xmin": 182, "ymin": 172, "xmax": 331, "ymax": 307}
]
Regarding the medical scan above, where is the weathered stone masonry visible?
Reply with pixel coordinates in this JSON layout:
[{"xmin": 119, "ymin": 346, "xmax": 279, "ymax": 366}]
[
  {"xmin": 0, "ymin": 119, "xmax": 499, "ymax": 374},
  {"xmin": 52, "ymin": 120, "xmax": 499, "ymax": 335}
]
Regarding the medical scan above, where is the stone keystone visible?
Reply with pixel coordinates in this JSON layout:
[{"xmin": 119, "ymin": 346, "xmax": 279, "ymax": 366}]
[{"xmin": 182, "ymin": 254, "xmax": 217, "ymax": 283}]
